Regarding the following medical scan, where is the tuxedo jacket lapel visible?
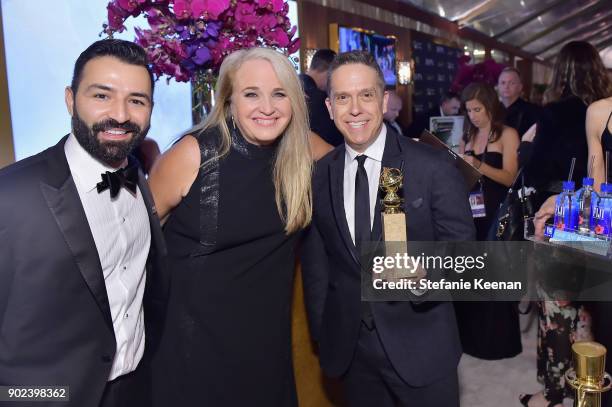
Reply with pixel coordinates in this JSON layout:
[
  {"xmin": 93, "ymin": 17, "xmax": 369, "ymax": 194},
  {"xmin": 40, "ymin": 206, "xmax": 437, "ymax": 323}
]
[
  {"xmin": 137, "ymin": 170, "xmax": 166, "ymax": 259},
  {"xmin": 328, "ymin": 148, "xmax": 360, "ymax": 266},
  {"xmin": 40, "ymin": 137, "xmax": 113, "ymax": 333},
  {"xmin": 137, "ymin": 170, "xmax": 170, "ymax": 303}
]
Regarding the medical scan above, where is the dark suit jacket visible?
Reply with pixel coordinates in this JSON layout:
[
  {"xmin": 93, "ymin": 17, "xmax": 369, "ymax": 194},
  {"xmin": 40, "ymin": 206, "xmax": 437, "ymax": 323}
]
[
  {"xmin": 503, "ymin": 97, "xmax": 540, "ymax": 138},
  {"xmin": 0, "ymin": 136, "xmax": 168, "ymax": 407},
  {"xmin": 301, "ymin": 128, "xmax": 475, "ymax": 386},
  {"xmin": 383, "ymin": 119, "xmax": 408, "ymax": 138},
  {"xmin": 300, "ymin": 73, "xmax": 344, "ymax": 147}
]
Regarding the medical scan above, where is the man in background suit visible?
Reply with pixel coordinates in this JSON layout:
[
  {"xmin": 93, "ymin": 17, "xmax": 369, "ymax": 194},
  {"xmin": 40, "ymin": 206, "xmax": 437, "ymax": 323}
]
[
  {"xmin": 300, "ymin": 49, "xmax": 344, "ymax": 146},
  {"xmin": 301, "ymin": 51, "xmax": 475, "ymax": 406},
  {"xmin": 406, "ymin": 91, "xmax": 461, "ymax": 139},
  {"xmin": 383, "ymin": 90, "xmax": 407, "ymax": 137},
  {"xmin": 0, "ymin": 39, "xmax": 168, "ymax": 407},
  {"xmin": 498, "ymin": 66, "xmax": 540, "ymax": 137}
]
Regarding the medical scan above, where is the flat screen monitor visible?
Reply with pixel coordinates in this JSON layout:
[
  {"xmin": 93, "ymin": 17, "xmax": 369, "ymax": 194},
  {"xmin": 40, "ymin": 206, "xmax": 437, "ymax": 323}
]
[{"xmin": 337, "ymin": 26, "xmax": 397, "ymax": 86}]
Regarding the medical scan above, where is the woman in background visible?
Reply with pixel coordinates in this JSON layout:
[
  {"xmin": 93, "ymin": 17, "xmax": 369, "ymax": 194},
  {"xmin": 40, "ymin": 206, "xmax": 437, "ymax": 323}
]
[
  {"xmin": 525, "ymin": 41, "xmax": 612, "ymax": 407},
  {"xmin": 586, "ymin": 96, "xmax": 612, "ymax": 407},
  {"xmin": 148, "ymin": 47, "xmax": 312, "ymax": 407},
  {"xmin": 460, "ymin": 82, "xmax": 519, "ymax": 240},
  {"xmin": 585, "ymin": 97, "xmax": 612, "ymax": 190},
  {"xmin": 310, "ymin": 130, "xmax": 334, "ymax": 160},
  {"xmin": 455, "ymin": 82, "xmax": 521, "ymax": 361}
]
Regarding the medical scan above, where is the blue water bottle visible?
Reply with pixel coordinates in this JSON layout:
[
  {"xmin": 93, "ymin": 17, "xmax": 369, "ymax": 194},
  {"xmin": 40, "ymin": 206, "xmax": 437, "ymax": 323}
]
[
  {"xmin": 592, "ymin": 183, "xmax": 612, "ymax": 238},
  {"xmin": 576, "ymin": 177, "xmax": 598, "ymax": 234},
  {"xmin": 554, "ymin": 181, "xmax": 575, "ymax": 231}
]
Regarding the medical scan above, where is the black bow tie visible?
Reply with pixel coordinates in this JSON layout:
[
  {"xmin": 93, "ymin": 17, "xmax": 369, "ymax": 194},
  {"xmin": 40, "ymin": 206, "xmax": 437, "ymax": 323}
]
[{"xmin": 96, "ymin": 165, "xmax": 139, "ymax": 198}]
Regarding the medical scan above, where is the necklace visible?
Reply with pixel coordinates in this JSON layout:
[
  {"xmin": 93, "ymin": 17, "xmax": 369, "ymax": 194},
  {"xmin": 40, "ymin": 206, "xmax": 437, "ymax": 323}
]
[{"xmin": 469, "ymin": 129, "xmax": 494, "ymax": 154}]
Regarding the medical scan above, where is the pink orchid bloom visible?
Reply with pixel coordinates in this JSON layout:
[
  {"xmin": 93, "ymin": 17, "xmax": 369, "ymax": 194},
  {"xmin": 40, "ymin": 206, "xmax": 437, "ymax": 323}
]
[
  {"xmin": 266, "ymin": 29, "xmax": 289, "ymax": 47},
  {"xmin": 104, "ymin": 0, "xmax": 300, "ymax": 81},
  {"xmin": 288, "ymin": 37, "xmax": 300, "ymax": 54},
  {"xmin": 173, "ymin": 0, "xmax": 192, "ymax": 19},
  {"xmin": 235, "ymin": 2, "xmax": 257, "ymax": 24},
  {"xmin": 256, "ymin": 0, "xmax": 283, "ymax": 12},
  {"xmin": 191, "ymin": 0, "xmax": 230, "ymax": 20},
  {"xmin": 106, "ymin": 3, "xmax": 130, "ymax": 32}
]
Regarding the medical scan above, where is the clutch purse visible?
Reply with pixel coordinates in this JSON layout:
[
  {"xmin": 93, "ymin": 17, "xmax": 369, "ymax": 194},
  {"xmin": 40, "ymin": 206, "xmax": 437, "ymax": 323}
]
[{"xmin": 487, "ymin": 169, "xmax": 535, "ymax": 241}]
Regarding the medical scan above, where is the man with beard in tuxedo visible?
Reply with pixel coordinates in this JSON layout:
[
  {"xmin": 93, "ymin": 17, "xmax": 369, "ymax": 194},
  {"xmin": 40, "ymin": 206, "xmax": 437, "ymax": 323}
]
[{"xmin": 0, "ymin": 39, "xmax": 168, "ymax": 407}]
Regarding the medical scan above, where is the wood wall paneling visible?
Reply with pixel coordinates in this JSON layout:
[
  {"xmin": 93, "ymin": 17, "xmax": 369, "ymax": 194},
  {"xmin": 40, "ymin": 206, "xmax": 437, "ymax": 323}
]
[
  {"xmin": 0, "ymin": 2, "xmax": 15, "ymax": 168},
  {"xmin": 516, "ymin": 59, "xmax": 533, "ymax": 103}
]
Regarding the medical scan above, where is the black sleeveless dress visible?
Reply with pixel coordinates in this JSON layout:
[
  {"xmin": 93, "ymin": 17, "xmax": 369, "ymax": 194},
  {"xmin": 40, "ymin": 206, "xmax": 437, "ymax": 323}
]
[
  {"xmin": 601, "ymin": 111, "xmax": 612, "ymax": 181},
  {"xmin": 151, "ymin": 127, "xmax": 298, "ymax": 406},
  {"xmin": 455, "ymin": 150, "xmax": 522, "ymax": 360},
  {"xmin": 471, "ymin": 151, "xmax": 508, "ymax": 240}
]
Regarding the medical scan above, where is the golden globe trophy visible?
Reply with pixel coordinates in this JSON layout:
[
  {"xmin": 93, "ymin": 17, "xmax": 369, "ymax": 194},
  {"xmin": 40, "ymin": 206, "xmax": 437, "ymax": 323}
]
[
  {"xmin": 380, "ymin": 167, "xmax": 407, "ymax": 243},
  {"xmin": 564, "ymin": 342, "xmax": 612, "ymax": 407},
  {"xmin": 379, "ymin": 167, "xmax": 420, "ymax": 281}
]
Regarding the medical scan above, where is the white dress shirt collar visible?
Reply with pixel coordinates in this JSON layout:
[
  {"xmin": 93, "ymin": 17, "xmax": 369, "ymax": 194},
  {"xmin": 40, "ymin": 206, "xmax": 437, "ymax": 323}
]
[
  {"xmin": 343, "ymin": 124, "xmax": 387, "ymax": 241},
  {"xmin": 64, "ymin": 133, "xmax": 128, "ymax": 194},
  {"xmin": 345, "ymin": 124, "xmax": 387, "ymax": 163}
]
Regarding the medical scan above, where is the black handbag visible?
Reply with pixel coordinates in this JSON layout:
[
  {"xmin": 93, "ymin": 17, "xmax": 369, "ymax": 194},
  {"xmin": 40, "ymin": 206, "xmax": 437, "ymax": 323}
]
[{"xmin": 486, "ymin": 169, "xmax": 535, "ymax": 241}]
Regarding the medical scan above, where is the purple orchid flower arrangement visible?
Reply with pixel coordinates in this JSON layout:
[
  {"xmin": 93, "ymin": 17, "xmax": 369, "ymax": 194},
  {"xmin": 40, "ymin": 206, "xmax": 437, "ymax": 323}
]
[{"xmin": 103, "ymin": 0, "xmax": 300, "ymax": 82}]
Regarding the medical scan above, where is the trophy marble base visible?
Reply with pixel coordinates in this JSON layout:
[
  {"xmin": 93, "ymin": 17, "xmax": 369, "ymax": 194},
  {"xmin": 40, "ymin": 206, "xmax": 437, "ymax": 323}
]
[
  {"xmin": 382, "ymin": 213, "xmax": 407, "ymax": 242},
  {"xmin": 380, "ymin": 213, "xmax": 422, "ymax": 281}
]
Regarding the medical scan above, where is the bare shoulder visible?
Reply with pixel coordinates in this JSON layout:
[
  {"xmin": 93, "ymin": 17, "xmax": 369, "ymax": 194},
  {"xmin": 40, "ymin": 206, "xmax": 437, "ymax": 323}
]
[
  {"xmin": 501, "ymin": 125, "xmax": 519, "ymax": 144},
  {"xmin": 149, "ymin": 134, "xmax": 201, "ymax": 194},
  {"xmin": 161, "ymin": 135, "xmax": 200, "ymax": 169},
  {"xmin": 587, "ymin": 98, "xmax": 612, "ymax": 118},
  {"xmin": 148, "ymin": 134, "xmax": 202, "ymax": 218}
]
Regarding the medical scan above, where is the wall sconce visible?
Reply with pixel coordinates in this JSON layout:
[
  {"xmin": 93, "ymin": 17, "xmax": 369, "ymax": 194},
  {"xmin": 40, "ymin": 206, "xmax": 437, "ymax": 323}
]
[
  {"xmin": 305, "ymin": 49, "xmax": 317, "ymax": 71},
  {"xmin": 397, "ymin": 60, "xmax": 412, "ymax": 85}
]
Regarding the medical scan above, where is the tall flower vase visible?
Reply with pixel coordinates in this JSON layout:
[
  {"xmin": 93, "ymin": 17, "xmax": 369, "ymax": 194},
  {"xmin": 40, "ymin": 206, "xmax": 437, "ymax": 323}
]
[{"xmin": 191, "ymin": 69, "xmax": 216, "ymax": 125}]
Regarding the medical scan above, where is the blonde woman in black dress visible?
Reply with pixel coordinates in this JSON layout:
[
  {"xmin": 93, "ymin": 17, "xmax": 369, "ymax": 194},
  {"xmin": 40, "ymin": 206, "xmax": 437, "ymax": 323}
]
[{"xmin": 148, "ymin": 48, "xmax": 312, "ymax": 406}]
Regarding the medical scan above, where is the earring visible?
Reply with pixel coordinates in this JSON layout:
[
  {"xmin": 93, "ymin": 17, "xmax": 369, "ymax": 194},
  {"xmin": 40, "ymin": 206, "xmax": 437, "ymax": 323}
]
[{"xmin": 231, "ymin": 116, "xmax": 236, "ymax": 130}]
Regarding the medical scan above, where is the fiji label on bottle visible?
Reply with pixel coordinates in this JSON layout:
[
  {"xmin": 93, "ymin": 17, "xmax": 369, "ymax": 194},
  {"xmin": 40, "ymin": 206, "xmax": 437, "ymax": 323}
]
[
  {"xmin": 554, "ymin": 194, "xmax": 574, "ymax": 231},
  {"xmin": 592, "ymin": 198, "xmax": 611, "ymax": 236},
  {"xmin": 577, "ymin": 191, "xmax": 597, "ymax": 233}
]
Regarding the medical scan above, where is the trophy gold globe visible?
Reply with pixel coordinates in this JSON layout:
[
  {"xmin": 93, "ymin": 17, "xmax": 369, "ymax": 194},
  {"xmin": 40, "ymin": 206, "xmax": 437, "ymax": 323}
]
[{"xmin": 380, "ymin": 167, "xmax": 403, "ymax": 215}]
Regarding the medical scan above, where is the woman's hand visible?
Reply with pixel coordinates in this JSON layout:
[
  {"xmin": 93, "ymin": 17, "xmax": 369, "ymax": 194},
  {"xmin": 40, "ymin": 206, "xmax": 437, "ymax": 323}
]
[
  {"xmin": 534, "ymin": 195, "xmax": 557, "ymax": 238},
  {"xmin": 462, "ymin": 154, "xmax": 481, "ymax": 169}
]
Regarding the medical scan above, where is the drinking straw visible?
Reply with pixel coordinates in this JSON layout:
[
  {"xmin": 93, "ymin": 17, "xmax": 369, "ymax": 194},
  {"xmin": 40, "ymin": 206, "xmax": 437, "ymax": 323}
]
[
  {"xmin": 588, "ymin": 155, "xmax": 595, "ymax": 178},
  {"xmin": 568, "ymin": 157, "xmax": 576, "ymax": 182},
  {"xmin": 606, "ymin": 151, "xmax": 609, "ymax": 185}
]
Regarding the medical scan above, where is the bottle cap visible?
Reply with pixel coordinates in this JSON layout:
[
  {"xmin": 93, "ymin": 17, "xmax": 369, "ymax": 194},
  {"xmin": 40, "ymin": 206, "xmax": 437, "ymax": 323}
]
[
  {"xmin": 601, "ymin": 183, "xmax": 612, "ymax": 194},
  {"xmin": 583, "ymin": 177, "xmax": 594, "ymax": 186},
  {"xmin": 562, "ymin": 181, "xmax": 575, "ymax": 191}
]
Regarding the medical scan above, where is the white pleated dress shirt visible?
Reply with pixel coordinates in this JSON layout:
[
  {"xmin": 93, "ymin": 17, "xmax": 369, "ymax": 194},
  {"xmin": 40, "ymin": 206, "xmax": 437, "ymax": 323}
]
[
  {"xmin": 343, "ymin": 125, "xmax": 387, "ymax": 244},
  {"xmin": 64, "ymin": 134, "xmax": 151, "ymax": 381}
]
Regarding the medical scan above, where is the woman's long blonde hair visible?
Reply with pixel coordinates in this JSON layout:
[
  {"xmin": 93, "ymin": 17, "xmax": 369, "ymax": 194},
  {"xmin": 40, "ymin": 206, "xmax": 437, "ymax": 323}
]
[{"xmin": 189, "ymin": 47, "xmax": 312, "ymax": 234}]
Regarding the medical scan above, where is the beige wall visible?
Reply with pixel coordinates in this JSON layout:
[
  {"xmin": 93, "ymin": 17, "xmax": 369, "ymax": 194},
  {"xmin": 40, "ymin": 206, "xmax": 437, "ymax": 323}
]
[{"xmin": 0, "ymin": 2, "xmax": 15, "ymax": 168}]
